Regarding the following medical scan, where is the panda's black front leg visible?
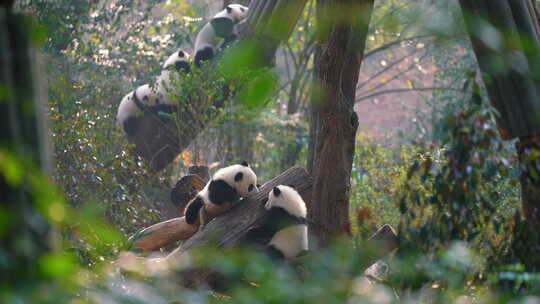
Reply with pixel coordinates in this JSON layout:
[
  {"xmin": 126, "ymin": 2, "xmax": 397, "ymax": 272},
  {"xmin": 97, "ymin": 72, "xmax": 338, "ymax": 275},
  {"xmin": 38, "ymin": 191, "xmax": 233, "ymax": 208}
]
[
  {"xmin": 194, "ymin": 46, "xmax": 215, "ymax": 68},
  {"xmin": 198, "ymin": 206, "xmax": 210, "ymax": 230},
  {"xmin": 220, "ymin": 33, "xmax": 238, "ymax": 50}
]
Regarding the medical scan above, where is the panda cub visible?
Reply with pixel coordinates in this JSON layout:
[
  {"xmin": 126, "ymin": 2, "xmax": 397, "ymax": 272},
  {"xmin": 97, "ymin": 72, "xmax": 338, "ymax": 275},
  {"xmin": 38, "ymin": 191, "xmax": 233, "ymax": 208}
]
[
  {"xmin": 185, "ymin": 161, "xmax": 259, "ymax": 226},
  {"xmin": 156, "ymin": 49, "xmax": 191, "ymax": 99},
  {"xmin": 248, "ymin": 185, "xmax": 308, "ymax": 260},
  {"xmin": 116, "ymin": 84, "xmax": 164, "ymax": 135},
  {"xmin": 193, "ymin": 4, "xmax": 249, "ymax": 67}
]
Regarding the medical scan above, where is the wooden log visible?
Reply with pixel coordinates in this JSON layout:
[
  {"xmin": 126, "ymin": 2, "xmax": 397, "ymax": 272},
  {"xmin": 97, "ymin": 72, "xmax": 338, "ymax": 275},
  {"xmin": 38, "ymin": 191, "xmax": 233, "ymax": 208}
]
[
  {"xmin": 129, "ymin": 202, "xmax": 236, "ymax": 254},
  {"xmin": 360, "ymin": 224, "xmax": 398, "ymax": 269},
  {"xmin": 130, "ymin": 165, "xmax": 312, "ymax": 254},
  {"xmin": 167, "ymin": 166, "xmax": 313, "ymax": 259}
]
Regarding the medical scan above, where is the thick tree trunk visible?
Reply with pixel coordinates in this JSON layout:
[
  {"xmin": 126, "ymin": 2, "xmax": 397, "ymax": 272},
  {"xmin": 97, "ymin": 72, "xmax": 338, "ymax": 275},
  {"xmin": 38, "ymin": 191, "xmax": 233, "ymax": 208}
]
[
  {"xmin": 459, "ymin": 0, "xmax": 540, "ymax": 241},
  {"xmin": 308, "ymin": 0, "xmax": 374, "ymax": 246},
  {"xmin": 0, "ymin": 7, "xmax": 51, "ymax": 284},
  {"xmin": 516, "ymin": 134, "xmax": 540, "ymax": 229}
]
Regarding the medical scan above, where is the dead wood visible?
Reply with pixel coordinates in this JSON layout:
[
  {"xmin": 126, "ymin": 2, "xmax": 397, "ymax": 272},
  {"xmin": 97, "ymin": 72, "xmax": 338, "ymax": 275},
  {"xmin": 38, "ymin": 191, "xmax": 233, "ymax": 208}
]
[{"xmin": 130, "ymin": 165, "xmax": 312, "ymax": 254}]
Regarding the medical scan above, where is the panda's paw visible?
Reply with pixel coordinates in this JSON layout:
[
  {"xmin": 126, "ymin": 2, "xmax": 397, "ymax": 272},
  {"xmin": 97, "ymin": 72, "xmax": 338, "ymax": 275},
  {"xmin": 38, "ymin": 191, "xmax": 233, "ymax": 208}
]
[{"xmin": 195, "ymin": 47, "xmax": 215, "ymax": 67}]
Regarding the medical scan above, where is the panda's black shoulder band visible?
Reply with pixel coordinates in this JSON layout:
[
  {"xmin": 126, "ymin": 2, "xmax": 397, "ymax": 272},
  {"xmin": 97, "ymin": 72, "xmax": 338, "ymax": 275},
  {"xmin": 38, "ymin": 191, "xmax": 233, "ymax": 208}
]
[{"xmin": 132, "ymin": 90, "xmax": 147, "ymax": 112}]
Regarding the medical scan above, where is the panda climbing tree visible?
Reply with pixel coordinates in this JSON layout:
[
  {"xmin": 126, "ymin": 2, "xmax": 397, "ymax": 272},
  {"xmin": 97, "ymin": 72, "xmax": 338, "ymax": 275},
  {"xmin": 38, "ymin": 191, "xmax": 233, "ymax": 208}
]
[{"xmin": 115, "ymin": 4, "xmax": 250, "ymax": 172}]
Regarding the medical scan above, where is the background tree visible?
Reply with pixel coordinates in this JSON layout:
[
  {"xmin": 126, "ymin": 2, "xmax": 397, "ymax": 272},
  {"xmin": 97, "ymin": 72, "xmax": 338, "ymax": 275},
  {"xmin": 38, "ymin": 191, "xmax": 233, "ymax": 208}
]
[{"xmin": 308, "ymin": 0, "xmax": 374, "ymax": 246}]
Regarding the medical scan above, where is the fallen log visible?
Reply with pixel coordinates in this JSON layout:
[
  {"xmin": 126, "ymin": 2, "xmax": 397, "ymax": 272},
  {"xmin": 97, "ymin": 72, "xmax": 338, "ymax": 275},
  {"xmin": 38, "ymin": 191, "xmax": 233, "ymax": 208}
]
[
  {"xmin": 129, "ymin": 165, "xmax": 312, "ymax": 254},
  {"xmin": 167, "ymin": 165, "xmax": 314, "ymax": 260}
]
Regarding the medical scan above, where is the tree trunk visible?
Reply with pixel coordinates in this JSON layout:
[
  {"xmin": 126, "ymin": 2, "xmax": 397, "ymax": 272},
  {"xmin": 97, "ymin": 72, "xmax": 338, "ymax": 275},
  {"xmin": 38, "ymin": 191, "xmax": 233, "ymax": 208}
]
[
  {"xmin": 516, "ymin": 134, "xmax": 540, "ymax": 230},
  {"xmin": 308, "ymin": 0, "xmax": 374, "ymax": 247},
  {"xmin": 459, "ymin": 0, "xmax": 540, "ymax": 241},
  {"xmin": 0, "ymin": 6, "xmax": 51, "ymax": 284}
]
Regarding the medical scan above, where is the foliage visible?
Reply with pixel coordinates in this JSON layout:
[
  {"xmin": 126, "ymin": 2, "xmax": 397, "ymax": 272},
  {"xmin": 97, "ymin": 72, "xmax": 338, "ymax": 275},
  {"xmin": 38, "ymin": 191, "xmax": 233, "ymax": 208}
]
[
  {"xmin": 5, "ymin": 0, "xmax": 540, "ymax": 303},
  {"xmin": 350, "ymin": 132, "xmax": 426, "ymax": 239},
  {"xmin": 396, "ymin": 77, "xmax": 520, "ymax": 284}
]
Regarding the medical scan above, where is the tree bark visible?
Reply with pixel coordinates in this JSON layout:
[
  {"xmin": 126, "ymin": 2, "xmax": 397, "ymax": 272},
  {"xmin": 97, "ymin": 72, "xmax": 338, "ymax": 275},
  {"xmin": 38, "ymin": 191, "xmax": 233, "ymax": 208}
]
[
  {"xmin": 0, "ymin": 7, "xmax": 52, "ymax": 284},
  {"xmin": 308, "ymin": 0, "xmax": 374, "ymax": 247},
  {"xmin": 516, "ymin": 133, "xmax": 540, "ymax": 230},
  {"xmin": 459, "ymin": 0, "xmax": 540, "ymax": 243}
]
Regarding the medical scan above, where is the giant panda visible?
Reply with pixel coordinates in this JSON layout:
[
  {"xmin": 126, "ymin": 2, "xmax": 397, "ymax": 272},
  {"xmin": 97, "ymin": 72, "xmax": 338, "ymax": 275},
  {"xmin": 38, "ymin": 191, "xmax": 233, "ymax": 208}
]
[
  {"xmin": 185, "ymin": 161, "xmax": 259, "ymax": 226},
  {"xmin": 116, "ymin": 84, "xmax": 166, "ymax": 135},
  {"xmin": 193, "ymin": 4, "xmax": 249, "ymax": 67},
  {"xmin": 247, "ymin": 185, "xmax": 308, "ymax": 260},
  {"xmin": 156, "ymin": 49, "xmax": 192, "ymax": 100}
]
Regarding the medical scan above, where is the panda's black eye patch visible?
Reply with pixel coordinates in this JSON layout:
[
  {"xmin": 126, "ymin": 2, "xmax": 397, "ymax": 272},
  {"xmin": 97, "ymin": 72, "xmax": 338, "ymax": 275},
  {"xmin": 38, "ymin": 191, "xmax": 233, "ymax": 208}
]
[
  {"xmin": 178, "ymin": 51, "xmax": 185, "ymax": 57},
  {"xmin": 248, "ymin": 184, "xmax": 254, "ymax": 192},
  {"xmin": 240, "ymin": 7, "xmax": 245, "ymax": 12},
  {"xmin": 234, "ymin": 172, "xmax": 243, "ymax": 182},
  {"xmin": 175, "ymin": 61, "xmax": 191, "ymax": 73}
]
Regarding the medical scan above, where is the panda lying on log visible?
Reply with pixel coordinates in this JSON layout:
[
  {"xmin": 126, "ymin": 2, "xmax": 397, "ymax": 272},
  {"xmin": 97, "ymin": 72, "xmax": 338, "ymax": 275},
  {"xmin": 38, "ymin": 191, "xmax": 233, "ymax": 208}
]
[
  {"xmin": 245, "ymin": 185, "xmax": 308, "ymax": 260},
  {"xmin": 185, "ymin": 162, "xmax": 259, "ymax": 228}
]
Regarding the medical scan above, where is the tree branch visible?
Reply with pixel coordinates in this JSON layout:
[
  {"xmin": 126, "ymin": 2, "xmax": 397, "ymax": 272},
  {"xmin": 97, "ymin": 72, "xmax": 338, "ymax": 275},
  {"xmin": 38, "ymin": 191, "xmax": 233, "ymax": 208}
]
[{"xmin": 355, "ymin": 86, "xmax": 464, "ymax": 103}]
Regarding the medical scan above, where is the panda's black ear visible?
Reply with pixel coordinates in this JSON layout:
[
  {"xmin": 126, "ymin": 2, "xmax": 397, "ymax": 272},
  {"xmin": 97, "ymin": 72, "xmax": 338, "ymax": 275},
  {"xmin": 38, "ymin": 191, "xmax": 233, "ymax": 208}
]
[
  {"xmin": 178, "ymin": 50, "xmax": 185, "ymax": 58},
  {"xmin": 226, "ymin": 5, "xmax": 232, "ymax": 14},
  {"xmin": 273, "ymin": 187, "xmax": 281, "ymax": 197},
  {"xmin": 241, "ymin": 161, "xmax": 249, "ymax": 167},
  {"xmin": 234, "ymin": 172, "xmax": 243, "ymax": 182}
]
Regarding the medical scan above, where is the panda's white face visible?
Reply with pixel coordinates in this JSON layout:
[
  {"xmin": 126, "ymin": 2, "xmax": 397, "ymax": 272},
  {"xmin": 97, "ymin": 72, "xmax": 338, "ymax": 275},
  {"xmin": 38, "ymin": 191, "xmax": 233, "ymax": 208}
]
[
  {"xmin": 135, "ymin": 84, "xmax": 162, "ymax": 106},
  {"xmin": 214, "ymin": 4, "xmax": 248, "ymax": 23},
  {"xmin": 212, "ymin": 162, "xmax": 259, "ymax": 198},
  {"xmin": 162, "ymin": 50, "xmax": 191, "ymax": 74},
  {"xmin": 265, "ymin": 185, "xmax": 306, "ymax": 218}
]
